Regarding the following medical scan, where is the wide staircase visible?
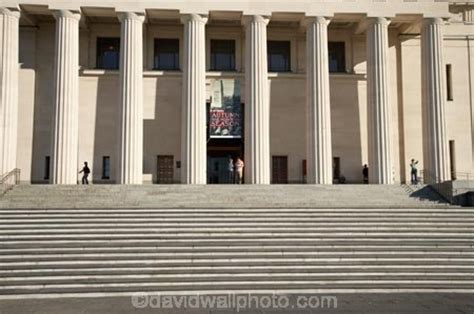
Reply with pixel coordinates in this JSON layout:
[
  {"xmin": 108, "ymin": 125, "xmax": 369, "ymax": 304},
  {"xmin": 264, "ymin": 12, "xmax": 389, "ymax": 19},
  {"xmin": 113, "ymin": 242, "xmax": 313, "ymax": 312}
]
[{"xmin": 0, "ymin": 185, "xmax": 473, "ymax": 298}]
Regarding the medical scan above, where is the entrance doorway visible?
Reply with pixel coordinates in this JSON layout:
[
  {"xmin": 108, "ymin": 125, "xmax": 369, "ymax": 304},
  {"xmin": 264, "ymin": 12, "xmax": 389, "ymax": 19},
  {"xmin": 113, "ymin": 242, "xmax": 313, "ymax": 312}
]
[
  {"xmin": 272, "ymin": 156, "xmax": 288, "ymax": 184},
  {"xmin": 207, "ymin": 138, "xmax": 243, "ymax": 184},
  {"xmin": 157, "ymin": 155, "xmax": 174, "ymax": 184}
]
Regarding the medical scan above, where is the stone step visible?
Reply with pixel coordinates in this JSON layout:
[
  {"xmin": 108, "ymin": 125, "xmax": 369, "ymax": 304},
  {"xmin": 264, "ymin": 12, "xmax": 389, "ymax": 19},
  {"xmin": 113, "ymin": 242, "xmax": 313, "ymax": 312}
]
[
  {"xmin": 1, "ymin": 207, "xmax": 469, "ymax": 212},
  {"xmin": 1, "ymin": 244, "xmax": 472, "ymax": 254},
  {"xmin": 3, "ymin": 273, "xmax": 474, "ymax": 286},
  {"xmin": 3, "ymin": 265, "xmax": 474, "ymax": 277},
  {"xmin": 2, "ymin": 257, "xmax": 474, "ymax": 269},
  {"xmin": 2, "ymin": 280, "xmax": 474, "ymax": 296},
  {"xmin": 3, "ymin": 226, "xmax": 474, "ymax": 235},
  {"xmin": 3, "ymin": 238, "xmax": 472, "ymax": 249},
  {"xmin": 4, "ymin": 219, "xmax": 474, "ymax": 226},
  {"xmin": 1, "ymin": 252, "xmax": 474, "ymax": 263},
  {"xmin": 3, "ymin": 223, "xmax": 474, "ymax": 230},
  {"xmin": 3, "ymin": 211, "xmax": 472, "ymax": 217},
  {"xmin": 2, "ymin": 231, "xmax": 474, "ymax": 240}
]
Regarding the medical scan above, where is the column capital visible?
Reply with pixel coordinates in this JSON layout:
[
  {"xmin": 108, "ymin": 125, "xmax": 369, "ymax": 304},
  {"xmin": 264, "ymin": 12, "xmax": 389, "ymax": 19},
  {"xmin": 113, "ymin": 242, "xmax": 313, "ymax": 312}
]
[
  {"xmin": 242, "ymin": 15, "xmax": 270, "ymax": 27},
  {"xmin": 0, "ymin": 7, "xmax": 21, "ymax": 19},
  {"xmin": 180, "ymin": 13, "xmax": 208, "ymax": 25},
  {"xmin": 117, "ymin": 11, "xmax": 145, "ymax": 23},
  {"xmin": 303, "ymin": 16, "xmax": 331, "ymax": 27},
  {"xmin": 52, "ymin": 10, "xmax": 81, "ymax": 21},
  {"xmin": 423, "ymin": 17, "xmax": 445, "ymax": 26},
  {"xmin": 366, "ymin": 17, "xmax": 391, "ymax": 26}
]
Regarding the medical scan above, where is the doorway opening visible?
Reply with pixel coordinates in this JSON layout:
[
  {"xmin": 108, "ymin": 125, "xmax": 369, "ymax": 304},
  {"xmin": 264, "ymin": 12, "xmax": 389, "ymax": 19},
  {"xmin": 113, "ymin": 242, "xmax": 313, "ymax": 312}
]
[
  {"xmin": 207, "ymin": 138, "xmax": 244, "ymax": 184},
  {"xmin": 157, "ymin": 155, "xmax": 174, "ymax": 184},
  {"xmin": 206, "ymin": 78, "xmax": 243, "ymax": 184},
  {"xmin": 272, "ymin": 156, "xmax": 288, "ymax": 184}
]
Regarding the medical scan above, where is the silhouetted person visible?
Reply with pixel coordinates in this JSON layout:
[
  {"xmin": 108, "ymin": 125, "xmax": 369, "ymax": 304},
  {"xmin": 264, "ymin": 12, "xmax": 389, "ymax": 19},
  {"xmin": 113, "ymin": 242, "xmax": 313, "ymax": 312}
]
[
  {"xmin": 79, "ymin": 162, "xmax": 90, "ymax": 185},
  {"xmin": 410, "ymin": 158, "xmax": 419, "ymax": 184},
  {"xmin": 228, "ymin": 156, "xmax": 234, "ymax": 184},
  {"xmin": 362, "ymin": 164, "xmax": 369, "ymax": 184}
]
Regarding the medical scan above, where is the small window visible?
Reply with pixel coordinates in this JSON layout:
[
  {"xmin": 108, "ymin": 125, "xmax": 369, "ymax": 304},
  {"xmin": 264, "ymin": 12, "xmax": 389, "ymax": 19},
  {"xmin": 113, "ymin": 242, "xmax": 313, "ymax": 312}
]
[
  {"xmin": 328, "ymin": 42, "xmax": 346, "ymax": 73},
  {"xmin": 449, "ymin": 140, "xmax": 456, "ymax": 180},
  {"xmin": 446, "ymin": 64, "xmax": 453, "ymax": 101},
  {"xmin": 96, "ymin": 37, "xmax": 120, "ymax": 70},
  {"xmin": 154, "ymin": 39, "xmax": 180, "ymax": 70},
  {"xmin": 102, "ymin": 156, "xmax": 110, "ymax": 180},
  {"xmin": 210, "ymin": 40, "xmax": 236, "ymax": 71},
  {"xmin": 44, "ymin": 156, "xmax": 50, "ymax": 180},
  {"xmin": 268, "ymin": 41, "xmax": 291, "ymax": 72}
]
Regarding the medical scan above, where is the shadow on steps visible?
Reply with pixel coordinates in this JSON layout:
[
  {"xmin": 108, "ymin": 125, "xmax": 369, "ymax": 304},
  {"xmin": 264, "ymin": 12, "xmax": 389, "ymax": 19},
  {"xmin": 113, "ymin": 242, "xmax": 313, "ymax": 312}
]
[{"xmin": 409, "ymin": 185, "xmax": 448, "ymax": 204}]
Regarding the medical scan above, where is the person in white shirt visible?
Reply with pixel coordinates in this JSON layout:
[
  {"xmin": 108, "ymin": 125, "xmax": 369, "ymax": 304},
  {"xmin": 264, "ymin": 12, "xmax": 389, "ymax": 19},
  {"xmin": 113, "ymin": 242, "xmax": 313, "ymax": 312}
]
[{"xmin": 234, "ymin": 157, "xmax": 244, "ymax": 184}]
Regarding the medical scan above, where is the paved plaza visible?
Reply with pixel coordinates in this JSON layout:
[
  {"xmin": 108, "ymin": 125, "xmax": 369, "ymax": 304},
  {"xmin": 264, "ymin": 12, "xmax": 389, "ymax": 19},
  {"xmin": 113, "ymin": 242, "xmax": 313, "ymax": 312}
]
[{"xmin": 1, "ymin": 293, "xmax": 473, "ymax": 314}]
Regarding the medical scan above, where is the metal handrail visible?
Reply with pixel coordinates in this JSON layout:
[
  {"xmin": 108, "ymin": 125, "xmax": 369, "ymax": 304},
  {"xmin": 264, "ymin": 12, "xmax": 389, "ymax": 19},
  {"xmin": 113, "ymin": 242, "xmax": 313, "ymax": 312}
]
[
  {"xmin": 419, "ymin": 169, "xmax": 474, "ymax": 183},
  {"xmin": 450, "ymin": 172, "xmax": 474, "ymax": 181},
  {"xmin": 0, "ymin": 168, "xmax": 21, "ymax": 186}
]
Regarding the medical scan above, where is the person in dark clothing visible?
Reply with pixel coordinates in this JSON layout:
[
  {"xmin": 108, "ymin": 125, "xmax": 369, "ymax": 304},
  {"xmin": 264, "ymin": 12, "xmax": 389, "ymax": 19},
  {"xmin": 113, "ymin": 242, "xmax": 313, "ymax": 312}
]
[
  {"xmin": 79, "ymin": 162, "xmax": 90, "ymax": 185},
  {"xmin": 362, "ymin": 164, "xmax": 369, "ymax": 184}
]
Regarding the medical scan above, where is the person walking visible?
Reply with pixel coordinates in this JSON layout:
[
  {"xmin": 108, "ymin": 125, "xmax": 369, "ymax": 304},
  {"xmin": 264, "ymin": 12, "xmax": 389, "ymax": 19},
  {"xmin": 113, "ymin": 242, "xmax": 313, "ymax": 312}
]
[
  {"xmin": 228, "ymin": 156, "xmax": 234, "ymax": 184},
  {"xmin": 79, "ymin": 161, "xmax": 91, "ymax": 185},
  {"xmin": 410, "ymin": 158, "xmax": 419, "ymax": 184},
  {"xmin": 362, "ymin": 164, "xmax": 369, "ymax": 184},
  {"xmin": 234, "ymin": 157, "xmax": 244, "ymax": 184}
]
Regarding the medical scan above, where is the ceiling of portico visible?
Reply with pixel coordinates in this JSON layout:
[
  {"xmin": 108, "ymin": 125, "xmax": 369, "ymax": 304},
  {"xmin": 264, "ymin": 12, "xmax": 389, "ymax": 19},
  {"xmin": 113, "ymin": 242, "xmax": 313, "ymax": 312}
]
[{"xmin": 16, "ymin": 3, "xmax": 432, "ymax": 34}]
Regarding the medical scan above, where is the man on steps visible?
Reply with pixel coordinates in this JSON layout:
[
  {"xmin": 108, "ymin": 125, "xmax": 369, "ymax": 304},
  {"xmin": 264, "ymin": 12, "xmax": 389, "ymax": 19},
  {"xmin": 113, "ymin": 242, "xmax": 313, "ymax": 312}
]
[
  {"xmin": 79, "ymin": 162, "xmax": 91, "ymax": 185},
  {"xmin": 410, "ymin": 158, "xmax": 419, "ymax": 185}
]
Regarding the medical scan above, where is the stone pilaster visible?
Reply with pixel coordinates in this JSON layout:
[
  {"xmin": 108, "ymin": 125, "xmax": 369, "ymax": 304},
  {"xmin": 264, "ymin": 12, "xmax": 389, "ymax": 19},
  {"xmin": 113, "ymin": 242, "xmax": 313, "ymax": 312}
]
[
  {"xmin": 306, "ymin": 16, "xmax": 333, "ymax": 185},
  {"xmin": 50, "ymin": 10, "xmax": 80, "ymax": 184},
  {"xmin": 422, "ymin": 18, "xmax": 449, "ymax": 183},
  {"xmin": 243, "ymin": 15, "xmax": 270, "ymax": 184},
  {"xmin": 180, "ymin": 14, "xmax": 207, "ymax": 184},
  {"xmin": 116, "ymin": 12, "xmax": 145, "ymax": 184},
  {"xmin": 0, "ymin": 8, "xmax": 20, "ymax": 176},
  {"xmin": 366, "ymin": 17, "xmax": 393, "ymax": 184}
]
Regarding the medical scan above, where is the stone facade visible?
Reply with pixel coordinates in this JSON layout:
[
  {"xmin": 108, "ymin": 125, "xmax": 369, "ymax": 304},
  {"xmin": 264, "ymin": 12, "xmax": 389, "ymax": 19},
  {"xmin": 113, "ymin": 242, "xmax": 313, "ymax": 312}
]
[{"xmin": 1, "ymin": 0, "xmax": 473, "ymax": 184}]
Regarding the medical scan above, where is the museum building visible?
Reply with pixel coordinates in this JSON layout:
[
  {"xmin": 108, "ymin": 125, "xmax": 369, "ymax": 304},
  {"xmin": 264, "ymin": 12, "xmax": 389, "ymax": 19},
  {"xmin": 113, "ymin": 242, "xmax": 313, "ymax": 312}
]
[{"xmin": 1, "ymin": 0, "xmax": 473, "ymax": 185}]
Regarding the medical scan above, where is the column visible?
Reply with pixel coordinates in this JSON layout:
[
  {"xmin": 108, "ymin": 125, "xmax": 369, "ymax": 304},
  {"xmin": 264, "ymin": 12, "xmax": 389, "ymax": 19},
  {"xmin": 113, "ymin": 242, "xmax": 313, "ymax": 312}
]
[
  {"xmin": 181, "ymin": 14, "xmax": 207, "ymax": 184},
  {"xmin": 366, "ymin": 17, "xmax": 393, "ymax": 184},
  {"xmin": 0, "ymin": 8, "xmax": 20, "ymax": 176},
  {"xmin": 243, "ymin": 15, "xmax": 270, "ymax": 184},
  {"xmin": 462, "ymin": 8, "xmax": 474, "ymax": 23},
  {"xmin": 306, "ymin": 16, "xmax": 333, "ymax": 184},
  {"xmin": 50, "ymin": 10, "xmax": 80, "ymax": 184},
  {"xmin": 421, "ymin": 18, "xmax": 449, "ymax": 183},
  {"xmin": 117, "ymin": 12, "xmax": 144, "ymax": 184}
]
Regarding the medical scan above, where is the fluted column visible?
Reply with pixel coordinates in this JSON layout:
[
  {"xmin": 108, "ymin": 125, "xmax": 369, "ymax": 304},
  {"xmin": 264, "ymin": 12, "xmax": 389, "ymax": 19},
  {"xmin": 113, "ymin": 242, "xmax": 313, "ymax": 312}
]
[
  {"xmin": 422, "ymin": 18, "xmax": 449, "ymax": 183},
  {"xmin": 366, "ymin": 17, "xmax": 393, "ymax": 184},
  {"xmin": 116, "ymin": 12, "xmax": 144, "ymax": 184},
  {"xmin": 0, "ymin": 8, "xmax": 20, "ymax": 176},
  {"xmin": 306, "ymin": 16, "xmax": 333, "ymax": 184},
  {"xmin": 51, "ymin": 10, "xmax": 80, "ymax": 184},
  {"xmin": 181, "ymin": 14, "xmax": 207, "ymax": 184},
  {"xmin": 243, "ymin": 15, "xmax": 270, "ymax": 184},
  {"xmin": 462, "ymin": 8, "xmax": 474, "ymax": 23}
]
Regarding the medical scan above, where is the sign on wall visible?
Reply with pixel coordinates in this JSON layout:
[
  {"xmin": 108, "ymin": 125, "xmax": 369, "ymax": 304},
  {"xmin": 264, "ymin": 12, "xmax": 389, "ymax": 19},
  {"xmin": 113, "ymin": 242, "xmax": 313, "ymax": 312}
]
[{"xmin": 209, "ymin": 79, "xmax": 242, "ymax": 138}]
